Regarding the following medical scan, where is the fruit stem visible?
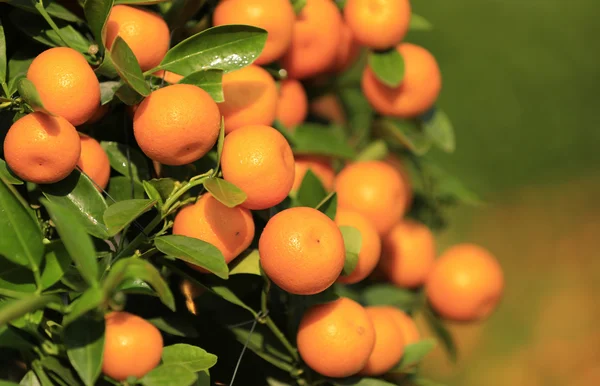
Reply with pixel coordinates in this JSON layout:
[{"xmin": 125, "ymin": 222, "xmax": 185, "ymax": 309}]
[
  {"xmin": 264, "ymin": 315, "xmax": 299, "ymax": 362},
  {"xmin": 162, "ymin": 172, "xmax": 212, "ymax": 215}
]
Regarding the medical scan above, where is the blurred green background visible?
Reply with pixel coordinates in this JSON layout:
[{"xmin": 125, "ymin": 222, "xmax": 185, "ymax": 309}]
[{"xmin": 406, "ymin": 1, "xmax": 600, "ymax": 385}]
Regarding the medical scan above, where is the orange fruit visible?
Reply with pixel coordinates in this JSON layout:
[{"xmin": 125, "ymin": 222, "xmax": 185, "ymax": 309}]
[
  {"xmin": 213, "ymin": 0, "xmax": 295, "ymax": 65},
  {"xmin": 360, "ymin": 306, "xmax": 405, "ymax": 375},
  {"xmin": 106, "ymin": 5, "xmax": 170, "ymax": 71},
  {"xmin": 133, "ymin": 84, "xmax": 220, "ymax": 165},
  {"xmin": 362, "ymin": 43, "xmax": 442, "ymax": 118},
  {"xmin": 220, "ymin": 124, "xmax": 295, "ymax": 210},
  {"xmin": 379, "ymin": 306, "xmax": 420, "ymax": 345},
  {"xmin": 384, "ymin": 154, "xmax": 413, "ymax": 210},
  {"xmin": 280, "ymin": 0, "xmax": 342, "ymax": 79},
  {"xmin": 259, "ymin": 207, "xmax": 345, "ymax": 294},
  {"xmin": 426, "ymin": 243, "xmax": 504, "ymax": 321},
  {"xmin": 335, "ymin": 209, "xmax": 381, "ymax": 284},
  {"xmin": 330, "ymin": 22, "xmax": 361, "ymax": 73},
  {"xmin": 334, "ymin": 160, "xmax": 409, "ymax": 236},
  {"xmin": 276, "ymin": 79, "xmax": 308, "ymax": 129},
  {"xmin": 4, "ymin": 112, "xmax": 81, "ymax": 184},
  {"xmin": 379, "ymin": 220, "xmax": 436, "ymax": 288},
  {"xmin": 153, "ymin": 70, "xmax": 183, "ymax": 84},
  {"xmin": 26, "ymin": 47, "xmax": 100, "ymax": 126},
  {"xmin": 218, "ymin": 65, "xmax": 278, "ymax": 134},
  {"xmin": 86, "ymin": 104, "xmax": 110, "ymax": 125},
  {"xmin": 297, "ymin": 297, "xmax": 376, "ymax": 377},
  {"xmin": 102, "ymin": 311, "xmax": 163, "ymax": 381},
  {"xmin": 343, "ymin": 0, "xmax": 411, "ymax": 50},
  {"xmin": 77, "ymin": 134, "xmax": 111, "ymax": 191},
  {"xmin": 309, "ymin": 93, "xmax": 347, "ymax": 124},
  {"xmin": 172, "ymin": 193, "xmax": 255, "ymax": 271},
  {"xmin": 291, "ymin": 155, "xmax": 335, "ymax": 192}
]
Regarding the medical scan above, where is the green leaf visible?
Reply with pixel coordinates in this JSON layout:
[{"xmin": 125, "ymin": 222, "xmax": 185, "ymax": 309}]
[
  {"xmin": 147, "ymin": 315, "xmax": 198, "ymax": 338},
  {"xmin": 0, "ymin": 178, "xmax": 44, "ymax": 269},
  {"xmin": 355, "ymin": 139, "xmax": 388, "ymax": 162},
  {"xmin": 115, "ymin": 277, "xmax": 154, "ymax": 296},
  {"xmin": 335, "ymin": 378, "xmax": 396, "ymax": 386},
  {"xmin": 338, "ymin": 87, "xmax": 374, "ymax": 148},
  {"xmin": 361, "ymin": 284, "xmax": 421, "ymax": 312},
  {"xmin": 143, "ymin": 178, "xmax": 176, "ymax": 208},
  {"xmin": 0, "ymin": 325, "xmax": 34, "ymax": 350},
  {"xmin": 116, "ymin": 0, "xmax": 170, "ymax": 3},
  {"xmin": 158, "ymin": 25, "xmax": 267, "ymax": 76},
  {"xmin": 294, "ymin": 124, "xmax": 356, "ymax": 159},
  {"xmin": 291, "ymin": 0, "xmax": 306, "ymax": 14},
  {"xmin": 214, "ymin": 119, "xmax": 225, "ymax": 175},
  {"xmin": 315, "ymin": 192, "xmax": 337, "ymax": 220},
  {"xmin": 41, "ymin": 169, "xmax": 109, "ymax": 240},
  {"xmin": 423, "ymin": 306, "xmax": 457, "ymax": 362},
  {"xmin": 101, "ymin": 142, "xmax": 150, "ymax": 181},
  {"xmin": 409, "ymin": 14, "xmax": 434, "ymax": 31},
  {"xmin": 230, "ymin": 324, "xmax": 294, "ymax": 367},
  {"xmin": 295, "ymin": 169, "xmax": 327, "ymax": 207},
  {"xmin": 40, "ymin": 241, "xmax": 71, "ymax": 290},
  {"xmin": 103, "ymin": 199, "xmax": 156, "ymax": 236},
  {"xmin": 84, "ymin": 0, "xmax": 115, "ymax": 48},
  {"xmin": 114, "ymin": 82, "xmax": 143, "ymax": 105},
  {"xmin": 409, "ymin": 376, "xmax": 446, "ymax": 386},
  {"xmin": 374, "ymin": 118, "xmax": 431, "ymax": 155},
  {"xmin": 0, "ymin": 158, "xmax": 23, "ymax": 184},
  {"xmin": 390, "ymin": 339, "xmax": 436, "ymax": 373},
  {"xmin": 155, "ymin": 235, "xmax": 229, "ymax": 279},
  {"xmin": 110, "ymin": 36, "xmax": 151, "ymax": 96},
  {"xmin": 63, "ymin": 287, "xmax": 104, "ymax": 326},
  {"xmin": 102, "ymin": 257, "xmax": 175, "ymax": 311},
  {"xmin": 162, "ymin": 344, "xmax": 217, "ymax": 372},
  {"xmin": 178, "ymin": 70, "xmax": 224, "ymax": 102},
  {"xmin": 94, "ymin": 52, "xmax": 118, "ymax": 78},
  {"xmin": 229, "ymin": 249, "xmax": 260, "ymax": 276},
  {"xmin": 39, "ymin": 357, "xmax": 81, "ymax": 386},
  {"xmin": 7, "ymin": 0, "xmax": 83, "ymax": 23},
  {"xmin": 203, "ymin": 177, "xmax": 247, "ymax": 208},
  {"xmin": 6, "ymin": 50, "xmax": 34, "ymax": 96},
  {"xmin": 339, "ymin": 226, "xmax": 361, "ymax": 276},
  {"xmin": 0, "ymin": 19, "xmax": 6, "ymax": 85},
  {"xmin": 64, "ymin": 315, "xmax": 105, "ymax": 386},
  {"xmin": 19, "ymin": 371, "xmax": 41, "ymax": 385},
  {"xmin": 140, "ymin": 364, "xmax": 197, "ymax": 386},
  {"xmin": 421, "ymin": 109, "xmax": 455, "ymax": 153},
  {"xmin": 368, "ymin": 48, "xmax": 405, "ymax": 87},
  {"xmin": 107, "ymin": 176, "xmax": 145, "ymax": 202},
  {"xmin": 100, "ymin": 81, "xmax": 121, "ymax": 105},
  {"xmin": 0, "ymin": 295, "xmax": 60, "ymax": 327},
  {"xmin": 17, "ymin": 78, "xmax": 48, "ymax": 113},
  {"xmin": 41, "ymin": 198, "xmax": 99, "ymax": 287},
  {"xmin": 0, "ymin": 256, "xmax": 36, "ymax": 293}
]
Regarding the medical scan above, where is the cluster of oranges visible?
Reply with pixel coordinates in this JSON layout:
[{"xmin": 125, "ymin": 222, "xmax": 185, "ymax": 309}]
[{"xmin": 1, "ymin": 0, "xmax": 501, "ymax": 383}]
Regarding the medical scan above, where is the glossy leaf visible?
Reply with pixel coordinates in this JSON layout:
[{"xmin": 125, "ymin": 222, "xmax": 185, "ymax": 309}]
[
  {"xmin": 103, "ymin": 199, "xmax": 156, "ymax": 236},
  {"xmin": 110, "ymin": 36, "xmax": 151, "ymax": 96},
  {"xmin": 294, "ymin": 124, "xmax": 356, "ymax": 159},
  {"xmin": 99, "ymin": 81, "xmax": 120, "ymax": 105},
  {"xmin": 0, "ymin": 19, "xmax": 6, "ymax": 85},
  {"xmin": 63, "ymin": 287, "xmax": 105, "ymax": 326},
  {"xmin": 203, "ymin": 177, "xmax": 246, "ymax": 208},
  {"xmin": 355, "ymin": 139, "xmax": 388, "ymax": 162},
  {"xmin": 84, "ymin": 0, "xmax": 114, "ymax": 47},
  {"xmin": 101, "ymin": 142, "xmax": 150, "ymax": 181},
  {"xmin": 64, "ymin": 315, "xmax": 105, "ymax": 386},
  {"xmin": 229, "ymin": 249, "xmax": 261, "ymax": 276},
  {"xmin": 107, "ymin": 176, "xmax": 145, "ymax": 202},
  {"xmin": 296, "ymin": 169, "xmax": 327, "ymax": 207},
  {"xmin": 162, "ymin": 344, "xmax": 217, "ymax": 372},
  {"xmin": 0, "ymin": 295, "xmax": 60, "ymax": 327},
  {"xmin": 17, "ymin": 78, "xmax": 48, "ymax": 113},
  {"xmin": 155, "ymin": 235, "xmax": 229, "ymax": 279},
  {"xmin": 422, "ymin": 109, "xmax": 455, "ymax": 153},
  {"xmin": 409, "ymin": 14, "xmax": 434, "ymax": 31},
  {"xmin": 40, "ymin": 241, "xmax": 71, "ymax": 290},
  {"xmin": 95, "ymin": 52, "xmax": 118, "ymax": 78},
  {"xmin": 368, "ymin": 48, "xmax": 405, "ymax": 87},
  {"xmin": 18, "ymin": 371, "xmax": 40, "ymax": 385},
  {"xmin": 374, "ymin": 118, "xmax": 431, "ymax": 155},
  {"xmin": 361, "ymin": 284, "xmax": 421, "ymax": 312},
  {"xmin": 140, "ymin": 364, "xmax": 197, "ymax": 386},
  {"xmin": 41, "ymin": 198, "xmax": 99, "ymax": 287},
  {"xmin": 339, "ymin": 226, "xmax": 361, "ymax": 276},
  {"xmin": 391, "ymin": 339, "xmax": 436, "ymax": 372},
  {"xmin": 41, "ymin": 170, "xmax": 109, "ymax": 240},
  {"xmin": 158, "ymin": 25, "xmax": 267, "ymax": 75},
  {"xmin": 143, "ymin": 178, "xmax": 175, "ymax": 207},
  {"xmin": 7, "ymin": 0, "xmax": 83, "ymax": 23},
  {"xmin": 6, "ymin": 50, "xmax": 34, "ymax": 96},
  {"xmin": 0, "ymin": 178, "xmax": 44, "ymax": 269},
  {"xmin": 178, "ymin": 70, "xmax": 224, "ymax": 102},
  {"xmin": 0, "ymin": 159, "xmax": 23, "ymax": 184},
  {"xmin": 315, "ymin": 192, "xmax": 337, "ymax": 220}
]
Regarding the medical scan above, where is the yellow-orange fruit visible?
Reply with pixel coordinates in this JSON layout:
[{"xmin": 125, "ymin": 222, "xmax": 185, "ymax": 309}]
[
  {"xmin": 291, "ymin": 155, "xmax": 335, "ymax": 192},
  {"xmin": 77, "ymin": 134, "xmax": 111, "ymax": 190},
  {"xmin": 276, "ymin": 79, "xmax": 308, "ymax": 129},
  {"xmin": 379, "ymin": 306, "xmax": 420, "ymax": 345},
  {"xmin": 360, "ymin": 306, "xmax": 405, "ymax": 375}
]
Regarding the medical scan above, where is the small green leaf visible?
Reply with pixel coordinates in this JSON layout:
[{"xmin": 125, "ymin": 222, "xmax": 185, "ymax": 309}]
[
  {"xmin": 361, "ymin": 284, "xmax": 421, "ymax": 312},
  {"xmin": 390, "ymin": 339, "xmax": 436, "ymax": 373},
  {"xmin": 140, "ymin": 364, "xmax": 197, "ymax": 386},
  {"xmin": 368, "ymin": 48, "xmax": 405, "ymax": 87},
  {"xmin": 107, "ymin": 176, "xmax": 145, "ymax": 202},
  {"xmin": 84, "ymin": 0, "xmax": 115, "ymax": 48},
  {"xmin": 0, "ymin": 256, "xmax": 36, "ymax": 293},
  {"xmin": 315, "ymin": 192, "xmax": 337, "ymax": 220},
  {"xmin": 158, "ymin": 25, "xmax": 267, "ymax": 75},
  {"xmin": 409, "ymin": 14, "xmax": 434, "ymax": 31},
  {"xmin": 39, "ymin": 357, "xmax": 80, "ymax": 386},
  {"xmin": 421, "ymin": 109, "xmax": 455, "ymax": 153},
  {"xmin": 338, "ymin": 87, "xmax": 374, "ymax": 148},
  {"xmin": 178, "ymin": 70, "xmax": 224, "ymax": 102},
  {"xmin": 147, "ymin": 315, "xmax": 198, "ymax": 338},
  {"xmin": 0, "ymin": 178, "xmax": 44, "ymax": 269},
  {"xmin": 355, "ymin": 140, "xmax": 388, "ymax": 162},
  {"xmin": 18, "ymin": 371, "xmax": 40, "ymax": 386},
  {"xmin": 17, "ymin": 78, "xmax": 48, "ymax": 113},
  {"xmin": 155, "ymin": 235, "xmax": 229, "ymax": 279},
  {"xmin": 162, "ymin": 344, "xmax": 217, "ymax": 372},
  {"xmin": 374, "ymin": 118, "xmax": 431, "ymax": 155},
  {"xmin": 229, "ymin": 249, "xmax": 261, "ymax": 276},
  {"xmin": 203, "ymin": 178, "xmax": 247, "ymax": 208},
  {"xmin": 213, "ymin": 118, "xmax": 225, "ymax": 176},
  {"xmin": 40, "ymin": 241, "xmax": 71, "ymax": 290},
  {"xmin": 101, "ymin": 142, "xmax": 150, "ymax": 181},
  {"xmin": 230, "ymin": 324, "xmax": 294, "ymax": 367},
  {"xmin": 295, "ymin": 169, "xmax": 327, "ymax": 207},
  {"xmin": 103, "ymin": 199, "xmax": 156, "ymax": 236},
  {"xmin": 0, "ymin": 19, "xmax": 7, "ymax": 85},
  {"xmin": 7, "ymin": 0, "xmax": 83, "ymax": 23},
  {"xmin": 63, "ymin": 287, "xmax": 104, "ymax": 326},
  {"xmin": 114, "ymin": 82, "xmax": 143, "ymax": 105},
  {"xmin": 0, "ymin": 295, "xmax": 60, "ymax": 327},
  {"xmin": 41, "ymin": 198, "xmax": 99, "ymax": 287},
  {"xmin": 294, "ymin": 124, "xmax": 356, "ymax": 159},
  {"xmin": 291, "ymin": 0, "xmax": 306, "ymax": 14},
  {"xmin": 339, "ymin": 226, "xmax": 361, "ymax": 276},
  {"xmin": 0, "ymin": 159, "xmax": 23, "ymax": 184},
  {"xmin": 423, "ymin": 305, "xmax": 457, "ymax": 362},
  {"xmin": 100, "ymin": 81, "xmax": 120, "ymax": 105},
  {"xmin": 6, "ymin": 50, "xmax": 34, "ymax": 96},
  {"xmin": 110, "ymin": 36, "xmax": 150, "ymax": 96},
  {"xmin": 143, "ymin": 178, "xmax": 176, "ymax": 207},
  {"xmin": 64, "ymin": 315, "xmax": 105, "ymax": 386}
]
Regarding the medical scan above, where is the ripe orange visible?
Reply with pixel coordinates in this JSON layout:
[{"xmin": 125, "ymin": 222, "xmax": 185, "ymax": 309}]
[
  {"xmin": 384, "ymin": 154, "xmax": 413, "ymax": 210},
  {"xmin": 291, "ymin": 155, "xmax": 335, "ymax": 192},
  {"xmin": 362, "ymin": 43, "xmax": 442, "ymax": 118},
  {"xmin": 133, "ymin": 84, "xmax": 220, "ymax": 165},
  {"xmin": 106, "ymin": 5, "xmax": 170, "ymax": 71},
  {"xmin": 86, "ymin": 104, "xmax": 109, "ymax": 125},
  {"xmin": 213, "ymin": 0, "xmax": 295, "ymax": 65},
  {"xmin": 276, "ymin": 79, "xmax": 308, "ymax": 129},
  {"xmin": 259, "ymin": 207, "xmax": 345, "ymax": 294},
  {"xmin": 4, "ymin": 112, "xmax": 81, "ymax": 184},
  {"xmin": 379, "ymin": 306, "xmax": 420, "ymax": 345},
  {"xmin": 220, "ymin": 124, "xmax": 295, "ymax": 210},
  {"xmin": 360, "ymin": 306, "xmax": 405, "ymax": 375},
  {"xmin": 343, "ymin": 0, "xmax": 411, "ymax": 50},
  {"xmin": 280, "ymin": 0, "xmax": 342, "ymax": 79},
  {"xmin": 334, "ymin": 160, "xmax": 409, "ymax": 236},
  {"xmin": 218, "ymin": 65, "xmax": 278, "ymax": 134},
  {"xmin": 26, "ymin": 47, "xmax": 100, "ymax": 126},
  {"xmin": 379, "ymin": 220, "xmax": 436, "ymax": 288},
  {"xmin": 330, "ymin": 22, "xmax": 361, "ymax": 73},
  {"xmin": 173, "ymin": 193, "xmax": 255, "ymax": 271},
  {"xmin": 426, "ymin": 244, "xmax": 504, "ymax": 322},
  {"xmin": 297, "ymin": 297, "xmax": 376, "ymax": 377},
  {"xmin": 335, "ymin": 209, "xmax": 381, "ymax": 284},
  {"xmin": 153, "ymin": 70, "xmax": 183, "ymax": 84},
  {"xmin": 77, "ymin": 134, "xmax": 111, "ymax": 191},
  {"xmin": 102, "ymin": 311, "xmax": 163, "ymax": 381}
]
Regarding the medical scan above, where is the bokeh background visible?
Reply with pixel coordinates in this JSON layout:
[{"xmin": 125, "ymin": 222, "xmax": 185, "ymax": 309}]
[{"xmin": 406, "ymin": 1, "xmax": 600, "ymax": 385}]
